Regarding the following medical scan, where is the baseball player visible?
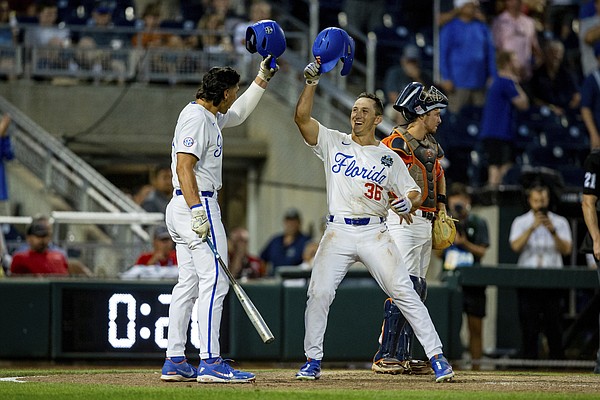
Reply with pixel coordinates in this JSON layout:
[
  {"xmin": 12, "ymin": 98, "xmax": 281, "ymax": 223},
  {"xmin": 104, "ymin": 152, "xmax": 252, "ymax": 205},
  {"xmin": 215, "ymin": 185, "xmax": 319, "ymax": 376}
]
[
  {"xmin": 371, "ymin": 82, "xmax": 450, "ymax": 375},
  {"xmin": 294, "ymin": 60, "xmax": 454, "ymax": 383},
  {"xmin": 159, "ymin": 56, "xmax": 278, "ymax": 383},
  {"xmin": 581, "ymin": 149, "xmax": 600, "ymax": 374}
]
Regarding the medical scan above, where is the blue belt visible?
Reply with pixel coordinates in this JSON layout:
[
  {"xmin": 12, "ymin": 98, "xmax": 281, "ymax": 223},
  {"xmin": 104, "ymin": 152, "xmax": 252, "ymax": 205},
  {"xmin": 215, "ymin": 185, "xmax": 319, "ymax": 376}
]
[
  {"xmin": 328, "ymin": 215, "xmax": 385, "ymax": 226},
  {"xmin": 175, "ymin": 189, "xmax": 214, "ymax": 197}
]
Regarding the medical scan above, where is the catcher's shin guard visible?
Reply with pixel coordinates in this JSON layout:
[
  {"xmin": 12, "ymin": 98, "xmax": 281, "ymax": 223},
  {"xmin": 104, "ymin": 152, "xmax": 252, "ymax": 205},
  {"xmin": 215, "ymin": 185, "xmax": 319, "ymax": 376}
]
[
  {"xmin": 372, "ymin": 298, "xmax": 405, "ymax": 374},
  {"xmin": 394, "ymin": 276, "xmax": 426, "ymax": 362}
]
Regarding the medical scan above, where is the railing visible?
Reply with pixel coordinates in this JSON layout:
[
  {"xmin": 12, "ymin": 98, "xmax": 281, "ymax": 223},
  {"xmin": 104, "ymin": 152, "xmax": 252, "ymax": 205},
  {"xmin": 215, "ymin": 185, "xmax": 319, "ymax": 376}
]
[{"xmin": 0, "ymin": 212, "xmax": 164, "ymax": 276}]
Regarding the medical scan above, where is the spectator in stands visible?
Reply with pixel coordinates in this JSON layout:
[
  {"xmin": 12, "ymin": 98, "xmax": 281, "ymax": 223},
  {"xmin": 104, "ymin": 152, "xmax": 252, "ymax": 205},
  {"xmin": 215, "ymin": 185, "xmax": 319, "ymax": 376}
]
[
  {"xmin": 0, "ymin": 113, "xmax": 14, "ymax": 213},
  {"xmin": 24, "ymin": 2, "xmax": 71, "ymax": 48},
  {"xmin": 76, "ymin": 3, "xmax": 129, "ymax": 84},
  {"xmin": 578, "ymin": 0, "xmax": 600, "ymax": 79},
  {"xmin": 438, "ymin": 0, "xmax": 488, "ymax": 26},
  {"xmin": 509, "ymin": 183, "xmax": 571, "ymax": 360},
  {"xmin": 439, "ymin": 0, "xmax": 496, "ymax": 115},
  {"xmin": 479, "ymin": 50, "xmax": 529, "ymax": 188},
  {"xmin": 343, "ymin": 0, "xmax": 385, "ymax": 34},
  {"xmin": 205, "ymin": 0, "xmax": 244, "ymax": 33},
  {"xmin": 0, "ymin": 0, "xmax": 18, "ymax": 80},
  {"xmin": 581, "ymin": 42, "xmax": 600, "ymax": 150},
  {"xmin": 13, "ymin": 214, "xmax": 94, "ymax": 276},
  {"xmin": 228, "ymin": 227, "xmax": 264, "ymax": 280},
  {"xmin": 196, "ymin": 12, "xmax": 233, "ymax": 54},
  {"xmin": 530, "ymin": 39, "xmax": 580, "ymax": 120},
  {"xmin": 134, "ymin": 225, "xmax": 177, "ymax": 266},
  {"xmin": 10, "ymin": 219, "xmax": 69, "ymax": 276},
  {"xmin": 24, "ymin": 1, "xmax": 74, "ymax": 80},
  {"xmin": 260, "ymin": 208, "xmax": 311, "ymax": 275},
  {"xmin": 141, "ymin": 164, "xmax": 173, "ymax": 214},
  {"xmin": 492, "ymin": 0, "xmax": 542, "ymax": 84},
  {"xmin": 439, "ymin": 182, "xmax": 489, "ymax": 370},
  {"xmin": 383, "ymin": 44, "xmax": 433, "ymax": 123}
]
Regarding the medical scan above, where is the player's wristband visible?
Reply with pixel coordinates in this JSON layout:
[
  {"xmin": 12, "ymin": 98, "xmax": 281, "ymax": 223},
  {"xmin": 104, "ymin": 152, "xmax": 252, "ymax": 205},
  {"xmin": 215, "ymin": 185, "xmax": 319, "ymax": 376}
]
[
  {"xmin": 437, "ymin": 194, "xmax": 447, "ymax": 205},
  {"xmin": 190, "ymin": 204, "xmax": 202, "ymax": 210}
]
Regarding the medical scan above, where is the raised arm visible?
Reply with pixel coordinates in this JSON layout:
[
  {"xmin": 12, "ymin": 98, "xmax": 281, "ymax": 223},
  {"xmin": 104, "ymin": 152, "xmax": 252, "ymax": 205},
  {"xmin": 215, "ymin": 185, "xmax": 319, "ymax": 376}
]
[{"xmin": 294, "ymin": 62, "xmax": 322, "ymax": 145}]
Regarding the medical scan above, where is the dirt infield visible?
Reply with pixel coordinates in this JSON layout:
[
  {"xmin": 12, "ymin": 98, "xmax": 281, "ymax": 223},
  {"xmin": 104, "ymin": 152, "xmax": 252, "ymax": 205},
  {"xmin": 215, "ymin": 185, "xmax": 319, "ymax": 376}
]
[{"xmin": 20, "ymin": 370, "xmax": 600, "ymax": 393}]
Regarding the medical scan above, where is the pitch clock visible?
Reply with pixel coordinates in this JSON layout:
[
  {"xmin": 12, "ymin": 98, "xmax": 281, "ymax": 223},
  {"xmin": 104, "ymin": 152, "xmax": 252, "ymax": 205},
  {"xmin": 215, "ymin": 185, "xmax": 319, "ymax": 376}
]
[{"xmin": 56, "ymin": 283, "xmax": 229, "ymax": 357}]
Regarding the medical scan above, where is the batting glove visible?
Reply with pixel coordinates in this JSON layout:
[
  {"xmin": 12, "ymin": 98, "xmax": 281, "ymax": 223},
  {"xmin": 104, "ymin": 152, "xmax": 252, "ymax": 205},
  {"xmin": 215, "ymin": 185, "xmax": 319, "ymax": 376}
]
[
  {"xmin": 258, "ymin": 55, "xmax": 279, "ymax": 82},
  {"xmin": 191, "ymin": 205, "xmax": 210, "ymax": 241},
  {"xmin": 304, "ymin": 61, "xmax": 321, "ymax": 86},
  {"xmin": 391, "ymin": 196, "xmax": 412, "ymax": 216}
]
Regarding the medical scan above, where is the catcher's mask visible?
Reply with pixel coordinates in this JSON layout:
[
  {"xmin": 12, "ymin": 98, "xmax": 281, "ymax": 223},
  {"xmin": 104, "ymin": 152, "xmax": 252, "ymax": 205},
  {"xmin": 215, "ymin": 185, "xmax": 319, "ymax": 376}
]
[
  {"xmin": 246, "ymin": 19, "xmax": 286, "ymax": 67},
  {"xmin": 312, "ymin": 27, "xmax": 355, "ymax": 76},
  {"xmin": 393, "ymin": 82, "xmax": 448, "ymax": 122}
]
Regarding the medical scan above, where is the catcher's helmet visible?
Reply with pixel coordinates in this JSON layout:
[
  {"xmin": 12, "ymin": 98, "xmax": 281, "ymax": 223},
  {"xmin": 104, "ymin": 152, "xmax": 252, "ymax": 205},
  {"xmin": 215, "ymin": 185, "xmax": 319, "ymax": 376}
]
[
  {"xmin": 246, "ymin": 19, "xmax": 286, "ymax": 61},
  {"xmin": 312, "ymin": 27, "xmax": 355, "ymax": 76},
  {"xmin": 393, "ymin": 82, "xmax": 448, "ymax": 122}
]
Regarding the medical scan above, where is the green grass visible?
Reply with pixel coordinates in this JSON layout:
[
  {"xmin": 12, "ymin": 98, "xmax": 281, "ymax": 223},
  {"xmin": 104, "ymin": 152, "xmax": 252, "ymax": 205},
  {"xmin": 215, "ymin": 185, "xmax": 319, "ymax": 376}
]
[{"xmin": 1, "ymin": 369, "xmax": 598, "ymax": 400}]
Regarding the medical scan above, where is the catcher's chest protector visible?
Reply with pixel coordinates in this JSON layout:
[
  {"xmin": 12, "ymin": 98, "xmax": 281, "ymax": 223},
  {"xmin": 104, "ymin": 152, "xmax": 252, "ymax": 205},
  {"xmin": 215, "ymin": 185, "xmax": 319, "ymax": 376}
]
[{"xmin": 402, "ymin": 132, "xmax": 440, "ymax": 210}]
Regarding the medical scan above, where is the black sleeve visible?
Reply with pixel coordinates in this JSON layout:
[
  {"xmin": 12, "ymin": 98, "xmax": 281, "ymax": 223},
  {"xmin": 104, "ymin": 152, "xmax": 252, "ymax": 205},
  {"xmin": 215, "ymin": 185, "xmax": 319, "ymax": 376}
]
[{"xmin": 583, "ymin": 152, "xmax": 600, "ymax": 197}]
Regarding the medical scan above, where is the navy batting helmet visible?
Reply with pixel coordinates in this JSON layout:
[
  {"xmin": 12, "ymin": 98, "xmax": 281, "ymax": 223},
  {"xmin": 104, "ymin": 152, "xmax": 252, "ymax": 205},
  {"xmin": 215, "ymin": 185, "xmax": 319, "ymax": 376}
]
[
  {"xmin": 246, "ymin": 19, "xmax": 286, "ymax": 61},
  {"xmin": 393, "ymin": 82, "xmax": 448, "ymax": 122},
  {"xmin": 312, "ymin": 27, "xmax": 355, "ymax": 76}
]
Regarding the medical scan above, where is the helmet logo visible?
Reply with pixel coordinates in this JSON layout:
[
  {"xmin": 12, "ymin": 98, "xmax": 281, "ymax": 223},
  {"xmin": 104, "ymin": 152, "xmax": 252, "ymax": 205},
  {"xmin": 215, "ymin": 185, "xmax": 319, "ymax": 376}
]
[{"xmin": 265, "ymin": 26, "xmax": 273, "ymax": 34}]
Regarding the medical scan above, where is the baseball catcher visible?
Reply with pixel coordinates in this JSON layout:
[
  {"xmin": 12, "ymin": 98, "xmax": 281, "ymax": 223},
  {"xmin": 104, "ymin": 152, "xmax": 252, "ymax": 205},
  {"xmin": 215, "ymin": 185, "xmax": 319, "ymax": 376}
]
[{"xmin": 372, "ymin": 82, "xmax": 453, "ymax": 375}]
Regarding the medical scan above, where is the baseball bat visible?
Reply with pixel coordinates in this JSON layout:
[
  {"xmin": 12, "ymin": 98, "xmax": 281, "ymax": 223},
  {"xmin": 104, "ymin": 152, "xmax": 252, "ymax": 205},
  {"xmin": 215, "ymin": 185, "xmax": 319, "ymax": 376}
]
[{"xmin": 205, "ymin": 237, "xmax": 275, "ymax": 344}]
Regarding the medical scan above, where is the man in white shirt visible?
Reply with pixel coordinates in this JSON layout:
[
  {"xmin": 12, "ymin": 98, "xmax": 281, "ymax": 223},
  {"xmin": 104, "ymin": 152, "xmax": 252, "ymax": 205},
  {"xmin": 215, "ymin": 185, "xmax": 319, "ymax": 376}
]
[{"xmin": 509, "ymin": 184, "xmax": 572, "ymax": 359}]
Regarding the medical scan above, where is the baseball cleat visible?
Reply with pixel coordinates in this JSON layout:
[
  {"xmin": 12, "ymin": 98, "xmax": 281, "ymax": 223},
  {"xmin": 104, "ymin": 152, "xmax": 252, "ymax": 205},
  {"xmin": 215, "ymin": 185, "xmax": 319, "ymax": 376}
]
[
  {"xmin": 371, "ymin": 358, "xmax": 405, "ymax": 374},
  {"xmin": 196, "ymin": 357, "xmax": 255, "ymax": 383},
  {"xmin": 402, "ymin": 359, "xmax": 433, "ymax": 375},
  {"xmin": 160, "ymin": 358, "xmax": 198, "ymax": 382},
  {"xmin": 295, "ymin": 358, "xmax": 321, "ymax": 380},
  {"xmin": 430, "ymin": 354, "xmax": 455, "ymax": 383}
]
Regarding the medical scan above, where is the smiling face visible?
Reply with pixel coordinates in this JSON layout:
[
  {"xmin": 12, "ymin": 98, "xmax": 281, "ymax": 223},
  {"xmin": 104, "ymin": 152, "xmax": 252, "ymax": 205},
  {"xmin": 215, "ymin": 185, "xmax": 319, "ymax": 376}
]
[{"xmin": 350, "ymin": 97, "xmax": 382, "ymax": 138}]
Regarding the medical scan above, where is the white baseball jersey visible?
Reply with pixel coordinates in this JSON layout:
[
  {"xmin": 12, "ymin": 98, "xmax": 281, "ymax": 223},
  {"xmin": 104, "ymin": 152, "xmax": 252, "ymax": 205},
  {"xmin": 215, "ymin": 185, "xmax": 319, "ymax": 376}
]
[
  {"xmin": 311, "ymin": 123, "xmax": 420, "ymax": 216},
  {"xmin": 302, "ymin": 124, "xmax": 444, "ymax": 361},
  {"xmin": 170, "ymin": 102, "xmax": 230, "ymax": 192},
  {"xmin": 165, "ymin": 81, "xmax": 265, "ymax": 360}
]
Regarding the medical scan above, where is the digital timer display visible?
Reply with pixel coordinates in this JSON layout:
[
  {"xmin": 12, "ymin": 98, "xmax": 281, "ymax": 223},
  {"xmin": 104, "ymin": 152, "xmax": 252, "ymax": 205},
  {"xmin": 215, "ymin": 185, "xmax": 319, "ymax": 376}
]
[{"xmin": 59, "ymin": 286, "xmax": 230, "ymax": 356}]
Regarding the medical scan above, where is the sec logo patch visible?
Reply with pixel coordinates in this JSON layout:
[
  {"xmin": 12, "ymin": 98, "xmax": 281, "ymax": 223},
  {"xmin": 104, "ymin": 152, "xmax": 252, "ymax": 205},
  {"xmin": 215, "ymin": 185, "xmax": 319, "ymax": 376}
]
[{"xmin": 183, "ymin": 137, "xmax": 194, "ymax": 147}]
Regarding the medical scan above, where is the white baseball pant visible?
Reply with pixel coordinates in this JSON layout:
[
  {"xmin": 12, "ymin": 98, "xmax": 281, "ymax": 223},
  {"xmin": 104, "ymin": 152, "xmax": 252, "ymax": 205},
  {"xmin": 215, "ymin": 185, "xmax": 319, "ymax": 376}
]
[
  {"xmin": 303, "ymin": 221, "xmax": 443, "ymax": 360},
  {"xmin": 165, "ymin": 193, "xmax": 229, "ymax": 359}
]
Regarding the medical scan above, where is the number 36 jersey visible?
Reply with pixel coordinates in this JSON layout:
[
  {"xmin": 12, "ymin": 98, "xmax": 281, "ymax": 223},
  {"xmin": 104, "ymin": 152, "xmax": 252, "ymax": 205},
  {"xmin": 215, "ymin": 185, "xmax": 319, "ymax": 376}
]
[{"xmin": 309, "ymin": 123, "xmax": 421, "ymax": 217}]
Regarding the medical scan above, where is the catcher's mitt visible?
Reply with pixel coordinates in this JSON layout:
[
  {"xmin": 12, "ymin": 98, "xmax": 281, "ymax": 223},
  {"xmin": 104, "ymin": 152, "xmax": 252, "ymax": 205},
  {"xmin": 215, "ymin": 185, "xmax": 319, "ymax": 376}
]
[{"xmin": 432, "ymin": 209, "xmax": 456, "ymax": 250}]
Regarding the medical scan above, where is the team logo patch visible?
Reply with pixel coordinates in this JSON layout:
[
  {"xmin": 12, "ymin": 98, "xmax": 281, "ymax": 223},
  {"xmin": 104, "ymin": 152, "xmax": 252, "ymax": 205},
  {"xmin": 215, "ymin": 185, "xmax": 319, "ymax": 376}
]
[
  {"xmin": 381, "ymin": 155, "xmax": 393, "ymax": 167},
  {"xmin": 183, "ymin": 137, "xmax": 194, "ymax": 147},
  {"xmin": 265, "ymin": 26, "xmax": 273, "ymax": 34}
]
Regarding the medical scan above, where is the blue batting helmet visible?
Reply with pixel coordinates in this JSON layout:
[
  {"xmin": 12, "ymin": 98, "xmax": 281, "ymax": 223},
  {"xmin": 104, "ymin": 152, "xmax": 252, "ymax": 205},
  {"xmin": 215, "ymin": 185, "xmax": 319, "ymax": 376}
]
[
  {"xmin": 393, "ymin": 82, "xmax": 448, "ymax": 122},
  {"xmin": 312, "ymin": 27, "xmax": 355, "ymax": 76},
  {"xmin": 246, "ymin": 19, "xmax": 286, "ymax": 59}
]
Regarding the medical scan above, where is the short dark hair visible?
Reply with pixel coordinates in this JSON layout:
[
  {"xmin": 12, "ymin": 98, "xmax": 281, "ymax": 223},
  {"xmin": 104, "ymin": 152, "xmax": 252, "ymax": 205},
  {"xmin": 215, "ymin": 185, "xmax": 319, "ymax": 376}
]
[
  {"xmin": 447, "ymin": 182, "xmax": 471, "ymax": 198},
  {"xmin": 196, "ymin": 67, "xmax": 241, "ymax": 106},
  {"xmin": 357, "ymin": 92, "xmax": 384, "ymax": 116}
]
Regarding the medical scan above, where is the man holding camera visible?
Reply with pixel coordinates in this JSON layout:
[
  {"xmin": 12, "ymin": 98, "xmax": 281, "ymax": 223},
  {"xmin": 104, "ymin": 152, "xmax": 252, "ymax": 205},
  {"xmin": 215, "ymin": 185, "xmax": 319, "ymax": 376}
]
[{"xmin": 509, "ymin": 184, "xmax": 572, "ymax": 360}]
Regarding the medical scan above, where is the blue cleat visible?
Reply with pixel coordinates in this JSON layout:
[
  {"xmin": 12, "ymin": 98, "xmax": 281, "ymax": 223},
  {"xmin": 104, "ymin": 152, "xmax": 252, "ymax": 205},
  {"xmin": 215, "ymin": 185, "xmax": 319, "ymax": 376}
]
[
  {"xmin": 197, "ymin": 357, "xmax": 255, "ymax": 383},
  {"xmin": 430, "ymin": 354, "xmax": 454, "ymax": 382},
  {"xmin": 160, "ymin": 358, "xmax": 198, "ymax": 382},
  {"xmin": 295, "ymin": 358, "xmax": 321, "ymax": 380}
]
